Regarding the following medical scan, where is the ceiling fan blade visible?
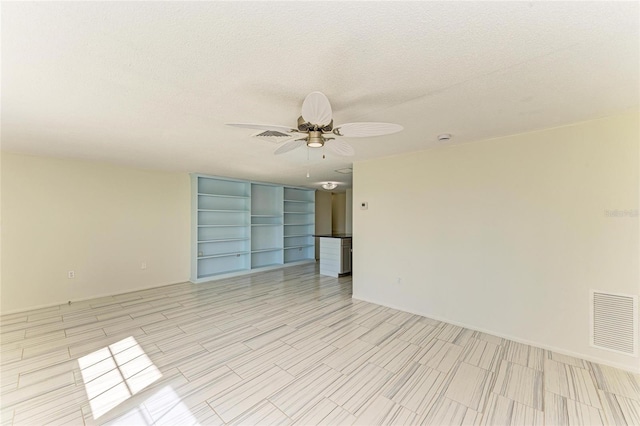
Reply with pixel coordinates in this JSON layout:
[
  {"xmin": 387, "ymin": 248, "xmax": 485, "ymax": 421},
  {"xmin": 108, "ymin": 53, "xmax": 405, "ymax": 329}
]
[
  {"xmin": 333, "ymin": 122, "xmax": 403, "ymax": 138},
  {"xmin": 226, "ymin": 123, "xmax": 296, "ymax": 133},
  {"xmin": 324, "ymin": 139, "xmax": 355, "ymax": 156},
  {"xmin": 274, "ymin": 139, "xmax": 306, "ymax": 155},
  {"xmin": 301, "ymin": 92, "xmax": 333, "ymax": 126}
]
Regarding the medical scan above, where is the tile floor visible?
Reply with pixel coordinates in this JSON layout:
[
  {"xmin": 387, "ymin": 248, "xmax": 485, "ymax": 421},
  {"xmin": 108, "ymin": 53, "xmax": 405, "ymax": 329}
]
[{"xmin": 1, "ymin": 263, "xmax": 639, "ymax": 425}]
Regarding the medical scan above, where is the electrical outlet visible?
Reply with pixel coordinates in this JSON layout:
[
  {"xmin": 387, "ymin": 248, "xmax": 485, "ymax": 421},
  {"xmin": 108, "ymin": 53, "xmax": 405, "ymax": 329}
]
[
  {"xmin": 141, "ymin": 262, "xmax": 147, "ymax": 270},
  {"xmin": 68, "ymin": 271, "xmax": 75, "ymax": 279}
]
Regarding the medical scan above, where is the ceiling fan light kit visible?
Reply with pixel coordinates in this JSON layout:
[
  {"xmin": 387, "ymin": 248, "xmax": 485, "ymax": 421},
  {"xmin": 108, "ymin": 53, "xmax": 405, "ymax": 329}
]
[
  {"xmin": 227, "ymin": 91, "xmax": 404, "ymax": 157},
  {"xmin": 307, "ymin": 131, "xmax": 325, "ymax": 148}
]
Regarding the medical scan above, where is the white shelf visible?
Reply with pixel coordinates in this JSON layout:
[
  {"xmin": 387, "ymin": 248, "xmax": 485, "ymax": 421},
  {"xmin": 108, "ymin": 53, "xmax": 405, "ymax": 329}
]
[
  {"xmin": 198, "ymin": 224, "xmax": 248, "ymax": 227},
  {"xmin": 284, "ymin": 234, "xmax": 313, "ymax": 238},
  {"xmin": 198, "ymin": 251, "xmax": 250, "ymax": 259},
  {"xmin": 198, "ymin": 238, "xmax": 249, "ymax": 243},
  {"xmin": 198, "ymin": 193, "xmax": 249, "ymax": 199},
  {"xmin": 284, "ymin": 244, "xmax": 314, "ymax": 250},
  {"xmin": 199, "ymin": 209, "xmax": 249, "ymax": 213},
  {"xmin": 251, "ymin": 247, "xmax": 283, "ymax": 253}
]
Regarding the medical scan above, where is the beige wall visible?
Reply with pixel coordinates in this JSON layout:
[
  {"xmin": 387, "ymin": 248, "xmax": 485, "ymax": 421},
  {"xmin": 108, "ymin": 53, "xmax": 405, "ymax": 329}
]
[
  {"xmin": 315, "ymin": 191, "xmax": 332, "ymax": 259},
  {"xmin": 345, "ymin": 189, "xmax": 353, "ymax": 234},
  {"xmin": 331, "ymin": 193, "xmax": 346, "ymax": 234},
  {"xmin": 1, "ymin": 153, "xmax": 191, "ymax": 313},
  {"xmin": 353, "ymin": 112, "xmax": 639, "ymax": 371}
]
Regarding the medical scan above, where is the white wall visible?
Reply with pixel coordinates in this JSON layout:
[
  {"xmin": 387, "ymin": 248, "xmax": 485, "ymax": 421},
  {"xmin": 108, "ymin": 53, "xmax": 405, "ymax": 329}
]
[
  {"xmin": 1, "ymin": 152, "xmax": 191, "ymax": 313},
  {"xmin": 352, "ymin": 112, "xmax": 639, "ymax": 372}
]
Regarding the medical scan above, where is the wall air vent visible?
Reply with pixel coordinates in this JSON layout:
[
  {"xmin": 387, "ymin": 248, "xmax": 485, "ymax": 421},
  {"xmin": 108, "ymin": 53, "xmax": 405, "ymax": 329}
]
[{"xmin": 590, "ymin": 290, "xmax": 638, "ymax": 356}]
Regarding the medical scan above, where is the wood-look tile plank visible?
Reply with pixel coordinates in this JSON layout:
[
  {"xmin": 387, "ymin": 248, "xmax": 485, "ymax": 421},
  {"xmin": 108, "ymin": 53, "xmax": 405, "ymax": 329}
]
[
  {"xmin": 384, "ymin": 362, "xmax": 445, "ymax": 415},
  {"xmin": 319, "ymin": 322, "xmax": 370, "ymax": 349},
  {"xmin": 322, "ymin": 339, "xmax": 379, "ymax": 374},
  {"xmin": 143, "ymin": 367, "xmax": 242, "ymax": 424},
  {"xmin": 420, "ymin": 395, "xmax": 480, "ymax": 425},
  {"xmin": 228, "ymin": 340, "xmax": 293, "ymax": 379},
  {"xmin": 598, "ymin": 390, "xmax": 640, "ymax": 425},
  {"xmin": 359, "ymin": 322, "xmax": 402, "ymax": 346},
  {"xmin": 590, "ymin": 362, "xmax": 640, "ymax": 401},
  {"xmin": 481, "ymin": 393, "xmax": 543, "ymax": 425},
  {"xmin": 544, "ymin": 358, "xmax": 601, "ymax": 408},
  {"xmin": 270, "ymin": 363, "xmax": 343, "ymax": 419},
  {"xmin": 329, "ymin": 362, "xmax": 393, "ymax": 417},
  {"xmin": 242, "ymin": 324, "xmax": 297, "ymax": 350},
  {"xmin": 397, "ymin": 322, "xmax": 439, "ymax": 346},
  {"xmin": 444, "ymin": 362, "xmax": 493, "ymax": 412},
  {"xmin": 437, "ymin": 323, "xmax": 474, "ymax": 347},
  {"xmin": 292, "ymin": 397, "xmax": 355, "ymax": 425},
  {"xmin": 354, "ymin": 394, "xmax": 418, "ymax": 425},
  {"xmin": 227, "ymin": 400, "xmax": 291, "ymax": 426},
  {"xmin": 492, "ymin": 360, "xmax": 543, "ymax": 411},
  {"xmin": 416, "ymin": 338, "xmax": 464, "ymax": 373},
  {"xmin": 544, "ymin": 391, "xmax": 606, "ymax": 425},
  {"xmin": 368, "ymin": 339, "xmax": 420, "ymax": 374},
  {"xmin": 462, "ymin": 338, "xmax": 503, "ymax": 372},
  {"xmin": 275, "ymin": 339, "xmax": 338, "ymax": 377},
  {"xmin": 207, "ymin": 365, "xmax": 294, "ymax": 423},
  {"xmin": 503, "ymin": 341, "xmax": 544, "ymax": 371}
]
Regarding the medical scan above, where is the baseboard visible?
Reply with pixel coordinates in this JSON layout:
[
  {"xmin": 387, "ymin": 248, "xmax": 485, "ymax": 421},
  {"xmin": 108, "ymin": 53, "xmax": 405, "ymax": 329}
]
[
  {"xmin": 2, "ymin": 262, "xmax": 318, "ymax": 315},
  {"xmin": 1, "ymin": 279, "xmax": 188, "ymax": 316},
  {"xmin": 352, "ymin": 294, "xmax": 640, "ymax": 374}
]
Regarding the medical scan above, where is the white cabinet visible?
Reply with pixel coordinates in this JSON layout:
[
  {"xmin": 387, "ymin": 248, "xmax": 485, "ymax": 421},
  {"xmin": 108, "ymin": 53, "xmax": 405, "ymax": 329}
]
[
  {"xmin": 191, "ymin": 175, "xmax": 315, "ymax": 282},
  {"xmin": 319, "ymin": 237, "xmax": 351, "ymax": 277}
]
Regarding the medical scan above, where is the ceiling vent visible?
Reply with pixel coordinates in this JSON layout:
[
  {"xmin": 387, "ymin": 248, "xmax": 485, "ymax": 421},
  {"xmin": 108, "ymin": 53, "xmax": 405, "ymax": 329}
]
[
  {"xmin": 590, "ymin": 290, "xmax": 637, "ymax": 356},
  {"xmin": 334, "ymin": 167, "xmax": 353, "ymax": 174},
  {"xmin": 252, "ymin": 130, "xmax": 293, "ymax": 144}
]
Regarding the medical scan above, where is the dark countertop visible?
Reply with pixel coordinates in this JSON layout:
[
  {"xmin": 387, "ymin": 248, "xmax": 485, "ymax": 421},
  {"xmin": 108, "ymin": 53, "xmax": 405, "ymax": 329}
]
[{"xmin": 314, "ymin": 234, "xmax": 352, "ymax": 238}]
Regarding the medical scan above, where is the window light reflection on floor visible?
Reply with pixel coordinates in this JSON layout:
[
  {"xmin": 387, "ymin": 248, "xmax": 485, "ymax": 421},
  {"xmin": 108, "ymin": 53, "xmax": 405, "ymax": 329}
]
[{"xmin": 78, "ymin": 336, "xmax": 162, "ymax": 419}]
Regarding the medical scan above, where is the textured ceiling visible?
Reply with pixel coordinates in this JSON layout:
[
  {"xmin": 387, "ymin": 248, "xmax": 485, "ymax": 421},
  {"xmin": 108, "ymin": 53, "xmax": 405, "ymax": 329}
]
[{"xmin": 2, "ymin": 2, "xmax": 638, "ymax": 190}]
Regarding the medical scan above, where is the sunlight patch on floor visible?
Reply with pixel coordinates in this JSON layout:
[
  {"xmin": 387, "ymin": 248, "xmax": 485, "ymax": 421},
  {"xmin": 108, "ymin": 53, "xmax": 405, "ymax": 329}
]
[{"xmin": 78, "ymin": 336, "xmax": 162, "ymax": 419}]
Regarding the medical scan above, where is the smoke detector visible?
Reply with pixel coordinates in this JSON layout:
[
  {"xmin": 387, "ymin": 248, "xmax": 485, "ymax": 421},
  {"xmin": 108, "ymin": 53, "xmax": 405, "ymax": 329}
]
[{"xmin": 438, "ymin": 133, "xmax": 452, "ymax": 142}]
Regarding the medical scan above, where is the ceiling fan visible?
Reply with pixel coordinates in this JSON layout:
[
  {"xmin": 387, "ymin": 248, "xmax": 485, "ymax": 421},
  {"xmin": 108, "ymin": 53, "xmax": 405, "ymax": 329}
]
[{"xmin": 226, "ymin": 92, "xmax": 403, "ymax": 156}]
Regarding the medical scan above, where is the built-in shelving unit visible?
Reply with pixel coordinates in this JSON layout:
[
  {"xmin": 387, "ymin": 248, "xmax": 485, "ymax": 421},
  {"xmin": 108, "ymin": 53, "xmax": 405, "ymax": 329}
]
[
  {"xmin": 191, "ymin": 175, "xmax": 315, "ymax": 283},
  {"xmin": 250, "ymin": 183, "xmax": 283, "ymax": 269},
  {"xmin": 283, "ymin": 187, "xmax": 315, "ymax": 264},
  {"xmin": 193, "ymin": 177, "xmax": 251, "ymax": 280}
]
